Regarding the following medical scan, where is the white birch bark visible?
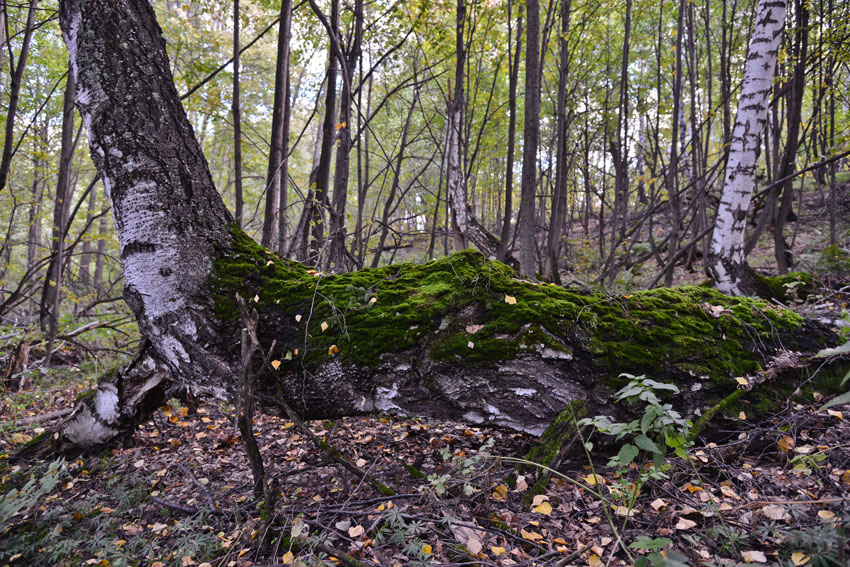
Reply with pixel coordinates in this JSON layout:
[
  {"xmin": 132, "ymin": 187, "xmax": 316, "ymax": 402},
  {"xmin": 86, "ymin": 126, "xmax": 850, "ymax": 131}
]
[{"xmin": 709, "ymin": 0, "xmax": 786, "ymax": 295}]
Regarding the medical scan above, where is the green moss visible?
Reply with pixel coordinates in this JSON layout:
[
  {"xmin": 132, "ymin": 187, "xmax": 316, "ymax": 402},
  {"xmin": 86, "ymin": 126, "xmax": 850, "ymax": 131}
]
[
  {"xmin": 206, "ymin": 227, "xmax": 813, "ymax": 383},
  {"xmin": 755, "ymin": 272, "xmax": 815, "ymax": 302}
]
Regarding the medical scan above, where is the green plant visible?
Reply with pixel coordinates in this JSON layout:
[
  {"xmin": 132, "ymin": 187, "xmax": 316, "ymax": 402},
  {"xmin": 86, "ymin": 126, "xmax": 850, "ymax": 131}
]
[
  {"xmin": 0, "ymin": 458, "xmax": 64, "ymax": 533},
  {"xmin": 425, "ymin": 438, "xmax": 494, "ymax": 497},
  {"xmin": 374, "ymin": 505, "xmax": 432, "ymax": 566}
]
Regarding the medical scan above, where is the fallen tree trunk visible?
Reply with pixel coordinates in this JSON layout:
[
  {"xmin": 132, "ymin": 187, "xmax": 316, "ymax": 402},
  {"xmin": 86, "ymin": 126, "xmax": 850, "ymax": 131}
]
[{"xmin": 24, "ymin": 0, "xmax": 846, "ymax": 458}]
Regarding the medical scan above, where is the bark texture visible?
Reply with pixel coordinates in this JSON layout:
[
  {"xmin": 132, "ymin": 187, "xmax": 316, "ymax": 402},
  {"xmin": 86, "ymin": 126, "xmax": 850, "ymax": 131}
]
[
  {"xmin": 708, "ymin": 0, "xmax": 786, "ymax": 295},
  {"xmin": 30, "ymin": 0, "xmax": 844, "ymax": 458}
]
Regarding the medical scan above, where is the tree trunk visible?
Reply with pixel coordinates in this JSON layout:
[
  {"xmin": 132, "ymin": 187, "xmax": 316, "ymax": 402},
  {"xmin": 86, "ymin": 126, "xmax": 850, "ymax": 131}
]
[
  {"xmin": 444, "ymin": 0, "xmax": 501, "ymax": 260},
  {"xmin": 708, "ymin": 0, "xmax": 786, "ymax": 296},
  {"xmin": 0, "ymin": 0, "xmax": 38, "ymax": 194},
  {"xmin": 518, "ymin": 0, "xmax": 541, "ymax": 277},
  {"xmin": 30, "ymin": 0, "xmax": 844, "ymax": 458},
  {"xmin": 232, "ymin": 0, "xmax": 244, "ymax": 225},
  {"xmin": 261, "ymin": 0, "xmax": 293, "ymax": 249}
]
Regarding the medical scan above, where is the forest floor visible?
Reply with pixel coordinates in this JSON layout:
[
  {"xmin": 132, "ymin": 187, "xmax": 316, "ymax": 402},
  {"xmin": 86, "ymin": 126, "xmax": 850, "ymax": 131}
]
[
  {"xmin": 2, "ymin": 180, "xmax": 850, "ymax": 567},
  {"xmin": 1, "ymin": 376, "xmax": 849, "ymax": 567}
]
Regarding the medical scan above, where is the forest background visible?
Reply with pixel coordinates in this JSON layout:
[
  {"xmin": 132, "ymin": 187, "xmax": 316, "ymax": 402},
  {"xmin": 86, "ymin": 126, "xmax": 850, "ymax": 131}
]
[{"xmin": 1, "ymin": 0, "xmax": 850, "ymax": 565}]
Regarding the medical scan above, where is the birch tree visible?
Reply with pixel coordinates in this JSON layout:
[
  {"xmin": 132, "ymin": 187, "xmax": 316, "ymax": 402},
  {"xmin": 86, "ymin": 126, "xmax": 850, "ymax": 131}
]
[{"xmin": 708, "ymin": 0, "xmax": 787, "ymax": 296}]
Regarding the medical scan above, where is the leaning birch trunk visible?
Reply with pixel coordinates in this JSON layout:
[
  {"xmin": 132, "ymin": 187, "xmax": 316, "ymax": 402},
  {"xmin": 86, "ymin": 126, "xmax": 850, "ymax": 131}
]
[
  {"xmin": 708, "ymin": 0, "xmax": 786, "ymax": 296},
  {"xmin": 26, "ymin": 0, "xmax": 844, "ymax": 459}
]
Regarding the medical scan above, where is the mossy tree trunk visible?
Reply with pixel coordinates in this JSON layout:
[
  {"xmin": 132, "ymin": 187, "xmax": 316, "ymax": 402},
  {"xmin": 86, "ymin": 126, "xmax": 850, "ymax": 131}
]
[{"xmin": 33, "ymin": 0, "xmax": 844, "ymax": 458}]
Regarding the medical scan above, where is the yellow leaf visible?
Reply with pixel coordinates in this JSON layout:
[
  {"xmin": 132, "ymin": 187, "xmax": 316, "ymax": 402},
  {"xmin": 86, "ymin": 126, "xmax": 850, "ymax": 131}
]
[
  {"xmin": 587, "ymin": 553, "xmax": 602, "ymax": 567},
  {"xmin": 295, "ymin": 314, "xmax": 302, "ymax": 322},
  {"xmin": 818, "ymin": 510, "xmax": 836, "ymax": 520},
  {"xmin": 491, "ymin": 546, "xmax": 506, "ymax": 556},
  {"xmin": 421, "ymin": 544, "xmax": 432, "ymax": 555},
  {"xmin": 271, "ymin": 360, "xmax": 281, "ymax": 370},
  {"xmin": 504, "ymin": 295, "xmax": 517, "ymax": 304},
  {"xmin": 675, "ymin": 517, "xmax": 697, "ymax": 530},
  {"xmin": 735, "ymin": 377, "xmax": 749, "ymax": 386},
  {"xmin": 266, "ymin": 260, "xmax": 274, "ymax": 266},
  {"xmin": 778, "ymin": 435, "xmax": 795, "ymax": 452},
  {"xmin": 827, "ymin": 409, "xmax": 843, "ymax": 420},
  {"xmin": 791, "ymin": 552, "xmax": 810, "ymax": 566},
  {"xmin": 682, "ymin": 483, "xmax": 703, "ymax": 493},
  {"xmin": 369, "ymin": 297, "xmax": 377, "ymax": 303},
  {"xmin": 182, "ymin": 557, "xmax": 196, "ymax": 566},
  {"xmin": 328, "ymin": 344, "xmax": 339, "ymax": 356},
  {"xmin": 841, "ymin": 470, "xmax": 850, "ymax": 485},
  {"xmin": 583, "ymin": 474, "xmax": 601, "ymax": 486},
  {"xmin": 650, "ymin": 498, "xmax": 667, "ymax": 511},
  {"xmin": 532, "ymin": 501, "xmax": 553, "ymax": 515},
  {"xmin": 739, "ymin": 411, "xmax": 747, "ymax": 420},
  {"xmin": 281, "ymin": 551, "xmax": 294, "ymax": 564},
  {"xmin": 492, "ymin": 484, "xmax": 509, "ymax": 501},
  {"xmin": 520, "ymin": 528, "xmax": 543, "ymax": 541},
  {"xmin": 320, "ymin": 321, "xmax": 329, "ymax": 332},
  {"xmin": 553, "ymin": 537, "xmax": 567, "ymax": 545},
  {"xmin": 285, "ymin": 351, "xmax": 293, "ymax": 360},
  {"xmin": 348, "ymin": 525, "xmax": 365, "ymax": 537}
]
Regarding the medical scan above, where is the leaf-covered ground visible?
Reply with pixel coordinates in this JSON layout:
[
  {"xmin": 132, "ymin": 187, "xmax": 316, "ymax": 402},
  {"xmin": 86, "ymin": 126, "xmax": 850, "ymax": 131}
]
[{"xmin": 2, "ymin": 372, "xmax": 849, "ymax": 567}]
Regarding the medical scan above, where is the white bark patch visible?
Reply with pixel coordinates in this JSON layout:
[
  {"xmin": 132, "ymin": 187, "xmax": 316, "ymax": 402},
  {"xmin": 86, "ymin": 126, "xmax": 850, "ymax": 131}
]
[
  {"xmin": 374, "ymin": 383, "xmax": 402, "ymax": 412},
  {"xmin": 63, "ymin": 406, "xmax": 118, "ymax": 447},
  {"xmin": 513, "ymin": 387, "xmax": 537, "ymax": 397},
  {"xmin": 95, "ymin": 384, "xmax": 120, "ymax": 423},
  {"xmin": 160, "ymin": 335, "xmax": 191, "ymax": 364}
]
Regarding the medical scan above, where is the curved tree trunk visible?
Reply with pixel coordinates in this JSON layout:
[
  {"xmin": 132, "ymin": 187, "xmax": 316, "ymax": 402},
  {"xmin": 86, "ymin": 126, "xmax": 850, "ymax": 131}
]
[
  {"xmin": 708, "ymin": 0, "xmax": 786, "ymax": 296},
  {"xmin": 32, "ymin": 0, "xmax": 843, "ymax": 458}
]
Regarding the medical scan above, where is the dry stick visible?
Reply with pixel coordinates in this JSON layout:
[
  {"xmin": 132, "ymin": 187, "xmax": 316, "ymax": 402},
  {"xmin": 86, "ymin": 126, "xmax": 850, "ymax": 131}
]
[
  {"xmin": 11, "ymin": 407, "xmax": 73, "ymax": 426},
  {"xmin": 235, "ymin": 293, "xmax": 273, "ymax": 499}
]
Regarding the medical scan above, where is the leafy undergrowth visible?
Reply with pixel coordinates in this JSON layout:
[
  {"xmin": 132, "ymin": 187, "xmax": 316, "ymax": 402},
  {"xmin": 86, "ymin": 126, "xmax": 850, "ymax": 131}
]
[{"xmin": 1, "ymin": 382, "xmax": 849, "ymax": 567}]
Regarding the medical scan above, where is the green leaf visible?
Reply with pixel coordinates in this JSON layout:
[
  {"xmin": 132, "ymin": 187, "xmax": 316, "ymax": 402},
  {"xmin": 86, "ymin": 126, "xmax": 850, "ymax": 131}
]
[
  {"xmin": 617, "ymin": 443, "xmax": 639, "ymax": 467},
  {"xmin": 814, "ymin": 341, "xmax": 850, "ymax": 358},
  {"xmin": 642, "ymin": 379, "xmax": 679, "ymax": 393},
  {"xmin": 634, "ymin": 434, "xmax": 661, "ymax": 454},
  {"xmin": 820, "ymin": 389, "xmax": 850, "ymax": 411}
]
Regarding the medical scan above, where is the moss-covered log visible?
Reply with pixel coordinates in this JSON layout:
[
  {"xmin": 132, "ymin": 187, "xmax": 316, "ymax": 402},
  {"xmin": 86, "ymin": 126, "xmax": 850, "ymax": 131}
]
[
  {"xmin": 27, "ymin": 0, "xmax": 845, "ymax": 459},
  {"xmin": 207, "ymin": 229, "xmax": 843, "ymax": 433}
]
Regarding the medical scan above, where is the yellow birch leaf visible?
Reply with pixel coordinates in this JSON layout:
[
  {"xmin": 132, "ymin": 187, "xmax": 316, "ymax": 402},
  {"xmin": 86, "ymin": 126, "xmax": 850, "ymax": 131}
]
[
  {"xmin": 421, "ymin": 544, "xmax": 432, "ymax": 555},
  {"xmin": 271, "ymin": 360, "xmax": 281, "ymax": 370},
  {"xmin": 492, "ymin": 484, "xmax": 509, "ymax": 501},
  {"xmin": 281, "ymin": 551, "xmax": 294, "ymax": 565},
  {"xmin": 532, "ymin": 501, "xmax": 553, "ymax": 515},
  {"xmin": 491, "ymin": 546, "xmax": 506, "ymax": 556},
  {"xmin": 791, "ymin": 552, "xmax": 810, "ymax": 566},
  {"xmin": 320, "ymin": 321, "xmax": 328, "ymax": 332},
  {"xmin": 735, "ymin": 377, "xmax": 748, "ymax": 386},
  {"xmin": 520, "ymin": 528, "xmax": 543, "ymax": 541},
  {"xmin": 295, "ymin": 314, "xmax": 302, "ymax": 322},
  {"xmin": 827, "ymin": 409, "xmax": 843, "ymax": 420},
  {"xmin": 505, "ymin": 295, "xmax": 517, "ymax": 304},
  {"xmin": 818, "ymin": 510, "xmax": 836, "ymax": 520},
  {"xmin": 739, "ymin": 411, "xmax": 747, "ymax": 420},
  {"xmin": 328, "ymin": 344, "xmax": 339, "ymax": 356}
]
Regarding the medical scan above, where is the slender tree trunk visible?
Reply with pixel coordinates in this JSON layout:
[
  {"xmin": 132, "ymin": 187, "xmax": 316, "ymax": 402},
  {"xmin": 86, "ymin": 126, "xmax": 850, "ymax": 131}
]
[
  {"xmin": 0, "ymin": 0, "xmax": 38, "ymax": 193},
  {"xmin": 232, "ymin": 0, "xmax": 244, "ymax": 225},
  {"xmin": 773, "ymin": 0, "xmax": 808, "ymax": 274},
  {"xmin": 40, "ymin": 69, "xmax": 76, "ymax": 345},
  {"xmin": 311, "ymin": 0, "xmax": 340, "ymax": 264},
  {"xmin": 519, "ymin": 0, "xmax": 541, "ymax": 277},
  {"xmin": 708, "ymin": 0, "xmax": 786, "ymax": 296},
  {"xmin": 546, "ymin": 0, "xmax": 571, "ymax": 283},
  {"xmin": 262, "ymin": 0, "xmax": 293, "ymax": 248}
]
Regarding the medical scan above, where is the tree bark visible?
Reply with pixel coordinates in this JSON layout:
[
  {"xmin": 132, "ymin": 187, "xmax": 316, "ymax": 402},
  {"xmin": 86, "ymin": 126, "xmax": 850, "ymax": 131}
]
[
  {"xmin": 30, "ymin": 0, "xmax": 844, "ymax": 459},
  {"xmin": 518, "ymin": 0, "xmax": 541, "ymax": 277},
  {"xmin": 232, "ymin": 0, "xmax": 244, "ymax": 225},
  {"xmin": 261, "ymin": 0, "xmax": 293, "ymax": 249},
  {"xmin": 708, "ymin": 0, "xmax": 786, "ymax": 296}
]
